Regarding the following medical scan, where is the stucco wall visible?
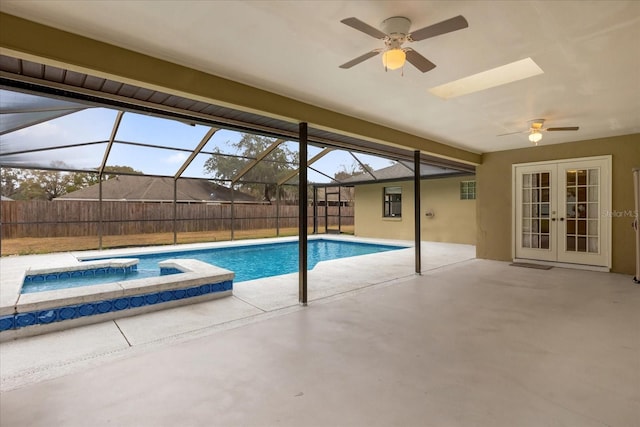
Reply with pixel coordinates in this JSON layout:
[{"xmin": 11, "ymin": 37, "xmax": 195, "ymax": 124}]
[
  {"xmin": 354, "ymin": 175, "xmax": 477, "ymax": 244},
  {"xmin": 476, "ymin": 134, "xmax": 640, "ymax": 274}
]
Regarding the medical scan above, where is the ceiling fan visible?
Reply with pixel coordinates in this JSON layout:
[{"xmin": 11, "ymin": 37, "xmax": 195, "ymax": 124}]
[
  {"xmin": 339, "ymin": 15, "xmax": 468, "ymax": 73},
  {"xmin": 499, "ymin": 119, "xmax": 579, "ymax": 145}
]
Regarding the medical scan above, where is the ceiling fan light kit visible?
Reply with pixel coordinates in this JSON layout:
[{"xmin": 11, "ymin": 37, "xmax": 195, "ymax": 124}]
[
  {"xmin": 382, "ymin": 48, "xmax": 406, "ymax": 70},
  {"xmin": 529, "ymin": 131, "xmax": 543, "ymax": 145}
]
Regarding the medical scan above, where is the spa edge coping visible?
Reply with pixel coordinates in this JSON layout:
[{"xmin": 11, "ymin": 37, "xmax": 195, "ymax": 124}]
[{"xmin": 0, "ymin": 258, "xmax": 234, "ymax": 316}]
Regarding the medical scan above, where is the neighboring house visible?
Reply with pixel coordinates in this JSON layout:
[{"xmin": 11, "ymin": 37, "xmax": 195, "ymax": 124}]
[
  {"xmin": 1, "ymin": 196, "xmax": 14, "ymax": 201},
  {"xmin": 55, "ymin": 175, "xmax": 263, "ymax": 204},
  {"xmin": 343, "ymin": 163, "xmax": 477, "ymax": 245}
]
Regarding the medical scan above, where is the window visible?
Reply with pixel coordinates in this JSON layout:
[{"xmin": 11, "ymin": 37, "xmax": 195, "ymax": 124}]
[
  {"xmin": 460, "ymin": 180, "xmax": 476, "ymax": 200},
  {"xmin": 384, "ymin": 186, "xmax": 402, "ymax": 217}
]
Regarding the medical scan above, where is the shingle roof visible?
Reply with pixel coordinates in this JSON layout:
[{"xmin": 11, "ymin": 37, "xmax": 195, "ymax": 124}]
[
  {"xmin": 340, "ymin": 162, "xmax": 465, "ymax": 184},
  {"xmin": 57, "ymin": 175, "xmax": 260, "ymax": 203}
]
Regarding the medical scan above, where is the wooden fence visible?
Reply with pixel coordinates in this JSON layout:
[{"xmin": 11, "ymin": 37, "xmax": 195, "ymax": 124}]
[{"xmin": 0, "ymin": 200, "xmax": 354, "ymax": 238}]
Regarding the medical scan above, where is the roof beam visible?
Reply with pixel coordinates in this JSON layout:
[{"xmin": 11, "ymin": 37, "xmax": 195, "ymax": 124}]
[
  {"xmin": 231, "ymin": 139, "xmax": 284, "ymax": 184},
  {"xmin": 98, "ymin": 110, "xmax": 124, "ymax": 175},
  {"xmin": 277, "ymin": 147, "xmax": 333, "ymax": 185},
  {"xmin": 174, "ymin": 127, "xmax": 219, "ymax": 179},
  {"xmin": 349, "ymin": 152, "xmax": 377, "ymax": 180}
]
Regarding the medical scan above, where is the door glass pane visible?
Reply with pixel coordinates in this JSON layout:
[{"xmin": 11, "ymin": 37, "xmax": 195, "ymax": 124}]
[
  {"xmin": 523, "ymin": 175, "xmax": 531, "ymax": 188},
  {"xmin": 541, "ymin": 219, "xmax": 549, "ymax": 233},
  {"xmin": 567, "ymin": 236, "xmax": 576, "ymax": 251},
  {"xmin": 522, "ymin": 234, "xmax": 531, "ymax": 248},
  {"xmin": 577, "ymin": 204, "xmax": 587, "ymax": 218},
  {"xmin": 588, "ymin": 220, "xmax": 598, "ymax": 235},
  {"xmin": 577, "ymin": 220, "xmax": 586, "ymax": 235},
  {"xmin": 577, "ymin": 170, "xmax": 587, "ymax": 185},
  {"xmin": 541, "ymin": 188, "xmax": 550, "ymax": 202},
  {"xmin": 523, "ymin": 189, "xmax": 530, "ymax": 203},
  {"xmin": 587, "ymin": 203, "xmax": 599, "ymax": 218},
  {"xmin": 532, "ymin": 235, "xmax": 539, "ymax": 249},
  {"xmin": 567, "ymin": 220, "xmax": 576, "ymax": 234},
  {"xmin": 541, "ymin": 203, "xmax": 550, "ymax": 217},
  {"xmin": 588, "ymin": 169, "xmax": 598, "ymax": 185},
  {"xmin": 541, "ymin": 234, "xmax": 550, "ymax": 249},
  {"xmin": 577, "ymin": 237, "xmax": 587, "ymax": 252},
  {"xmin": 522, "ymin": 219, "xmax": 531, "ymax": 232},
  {"xmin": 577, "ymin": 187, "xmax": 587, "ymax": 202},
  {"xmin": 588, "ymin": 186, "xmax": 598, "ymax": 202},
  {"xmin": 541, "ymin": 173, "xmax": 550, "ymax": 187},
  {"xmin": 588, "ymin": 237, "xmax": 599, "ymax": 253}
]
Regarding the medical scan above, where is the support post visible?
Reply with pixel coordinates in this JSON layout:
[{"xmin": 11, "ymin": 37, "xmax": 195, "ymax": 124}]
[
  {"xmin": 231, "ymin": 185, "xmax": 235, "ymax": 241},
  {"xmin": 313, "ymin": 186, "xmax": 318, "ymax": 234},
  {"xmin": 276, "ymin": 184, "xmax": 281, "ymax": 237},
  {"xmin": 173, "ymin": 179, "xmax": 178, "ymax": 244},
  {"xmin": 414, "ymin": 150, "xmax": 422, "ymax": 274},
  {"xmin": 338, "ymin": 185, "xmax": 342, "ymax": 233},
  {"xmin": 299, "ymin": 122, "xmax": 308, "ymax": 305},
  {"xmin": 98, "ymin": 173, "xmax": 103, "ymax": 250}
]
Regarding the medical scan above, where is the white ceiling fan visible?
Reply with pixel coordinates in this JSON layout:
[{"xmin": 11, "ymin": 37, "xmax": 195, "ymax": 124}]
[
  {"xmin": 499, "ymin": 119, "xmax": 580, "ymax": 145},
  {"xmin": 339, "ymin": 15, "xmax": 468, "ymax": 73}
]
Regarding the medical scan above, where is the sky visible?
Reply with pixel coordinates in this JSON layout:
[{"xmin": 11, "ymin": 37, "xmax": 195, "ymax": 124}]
[{"xmin": 1, "ymin": 105, "xmax": 394, "ymax": 184}]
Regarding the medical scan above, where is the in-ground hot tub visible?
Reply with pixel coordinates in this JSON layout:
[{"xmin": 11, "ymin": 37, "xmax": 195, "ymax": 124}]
[{"xmin": 0, "ymin": 258, "xmax": 233, "ymax": 340}]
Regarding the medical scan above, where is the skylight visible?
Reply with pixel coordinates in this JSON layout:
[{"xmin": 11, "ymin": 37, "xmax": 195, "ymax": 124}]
[{"xmin": 428, "ymin": 58, "xmax": 544, "ymax": 99}]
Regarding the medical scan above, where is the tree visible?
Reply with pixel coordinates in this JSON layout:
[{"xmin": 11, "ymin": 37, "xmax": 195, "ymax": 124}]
[
  {"xmin": 1, "ymin": 163, "xmax": 143, "ymax": 200},
  {"xmin": 65, "ymin": 165, "xmax": 142, "ymax": 193},
  {"xmin": 204, "ymin": 134, "xmax": 299, "ymax": 202},
  {"xmin": 0, "ymin": 167, "xmax": 25, "ymax": 199},
  {"xmin": 334, "ymin": 161, "xmax": 374, "ymax": 181}
]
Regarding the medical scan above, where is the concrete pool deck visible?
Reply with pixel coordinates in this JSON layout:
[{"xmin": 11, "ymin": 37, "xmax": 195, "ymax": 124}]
[
  {"xmin": 1, "ymin": 237, "xmax": 474, "ymax": 389},
  {"xmin": 1, "ymin": 241, "xmax": 638, "ymax": 427}
]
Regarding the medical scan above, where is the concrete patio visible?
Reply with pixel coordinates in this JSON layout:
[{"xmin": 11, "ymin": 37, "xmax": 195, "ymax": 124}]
[{"xmin": 0, "ymin": 241, "xmax": 638, "ymax": 426}]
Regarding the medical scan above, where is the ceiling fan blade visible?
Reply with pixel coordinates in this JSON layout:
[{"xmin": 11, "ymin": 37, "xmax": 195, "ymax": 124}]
[
  {"xmin": 409, "ymin": 15, "xmax": 469, "ymax": 42},
  {"xmin": 405, "ymin": 50, "xmax": 436, "ymax": 73},
  {"xmin": 341, "ymin": 17, "xmax": 387, "ymax": 39},
  {"xmin": 546, "ymin": 126, "xmax": 579, "ymax": 131},
  {"xmin": 497, "ymin": 131, "xmax": 527, "ymax": 137},
  {"xmin": 339, "ymin": 50, "xmax": 380, "ymax": 69}
]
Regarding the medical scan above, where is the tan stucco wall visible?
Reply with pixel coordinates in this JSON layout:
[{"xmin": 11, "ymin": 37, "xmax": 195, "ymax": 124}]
[
  {"xmin": 476, "ymin": 134, "xmax": 640, "ymax": 274},
  {"xmin": 354, "ymin": 176, "xmax": 477, "ymax": 244}
]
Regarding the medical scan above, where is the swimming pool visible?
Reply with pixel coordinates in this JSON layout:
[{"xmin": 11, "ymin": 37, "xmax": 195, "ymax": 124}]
[{"xmin": 21, "ymin": 239, "xmax": 406, "ymax": 293}]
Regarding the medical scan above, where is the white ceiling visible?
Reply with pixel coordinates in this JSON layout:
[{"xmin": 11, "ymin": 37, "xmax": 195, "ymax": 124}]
[{"xmin": 1, "ymin": 0, "xmax": 639, "ymax": 154}]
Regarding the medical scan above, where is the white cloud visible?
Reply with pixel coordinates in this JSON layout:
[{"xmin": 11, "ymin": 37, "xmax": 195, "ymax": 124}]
[{"xmin": 165, "ymin": 152, "xmax": 188, "ymax": 164}]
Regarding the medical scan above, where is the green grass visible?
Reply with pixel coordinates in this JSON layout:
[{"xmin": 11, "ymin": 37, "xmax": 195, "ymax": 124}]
[{"xmin": 1, "ymin": 226, "xmax": 355, "ymax": 256}]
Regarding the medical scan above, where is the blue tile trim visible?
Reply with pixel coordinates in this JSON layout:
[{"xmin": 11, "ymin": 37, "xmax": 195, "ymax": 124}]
[
  {"xmin": 23, "ymin": 265, "xmax": 138, "ymax": 284},
  {"xmin": 2, "ymin": 279, "xmax": 233, "ymax": 332}
]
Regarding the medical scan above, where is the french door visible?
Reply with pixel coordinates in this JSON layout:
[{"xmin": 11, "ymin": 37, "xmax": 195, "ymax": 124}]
[{"xmin": 514, "ymin": 156, "xmax": 611, "ymax": 268}]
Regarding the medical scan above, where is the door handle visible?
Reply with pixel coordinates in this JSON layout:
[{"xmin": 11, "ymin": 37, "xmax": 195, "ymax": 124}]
[
  {"xmin": 551, "ymin": 218, "xmax": 556, "ymax": 222},
  {"xmin": 560, "ymin": 217, "xmax": 565, "ymax": 221}
]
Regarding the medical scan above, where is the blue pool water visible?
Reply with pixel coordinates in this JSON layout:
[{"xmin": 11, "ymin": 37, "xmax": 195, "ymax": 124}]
[{"xmin": 22, "ymin": 239, "xmax": 406, "ymax": 293}]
